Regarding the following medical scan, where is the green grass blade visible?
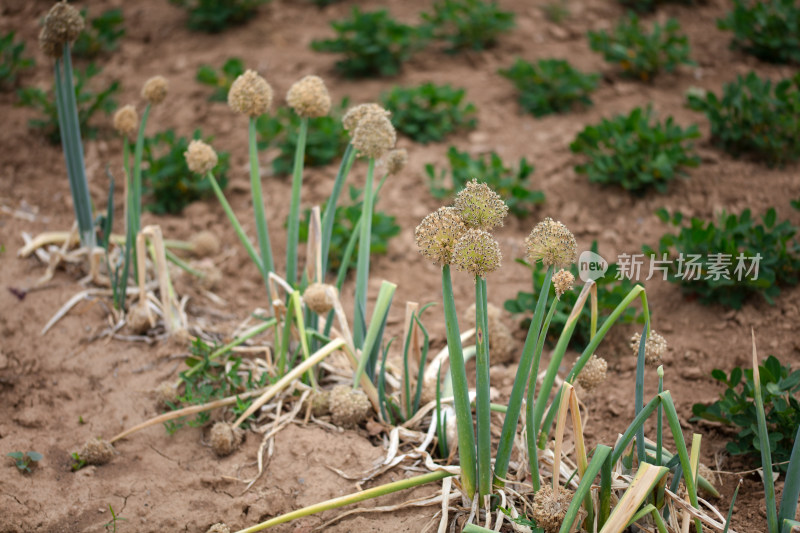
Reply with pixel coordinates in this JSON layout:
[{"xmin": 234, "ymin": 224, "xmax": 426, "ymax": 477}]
[
  {"xmin": 494, "ymin": 266, "xmax": 553, "ymax": 484},
  {"xmin": 723, "ymin": 480, "xmax": 741, "ymax": 533},
  {"xmin": 353, "ymin": 158, "xmax": 376, "ymax": 349},
  {"xmin": 320, "ymin": 143, "xmax": 355, "ymax": 276},
  {"xmin": 635, "ymin": 322, "xmax": 648, "ymax": 465},
  {"xmin": 558, "ymin": 445, "xmax": 612, "ymax": 533},
  {"xmin": 285, "ymin": 117, "xmax": 308, "ymax": 286},
  {"xmin": 131, "ymin": 103, "xmax": 151, "ymax": 237},
  {"xmin": 248, "ymin": 116, "xmax": 275, "ymax": 295},
  {"xmin": 661, "ymin": 391, "xmax": 702, "ymax": 532},
  {"xmin": 353, "ymin": 281, "xmax": 395, "ymax": 388},
  {"xmin": 751, "ymin": 333, "xmax": 779, "ymax": 533},
  {"xmin": 475, "ymin": 275, "xmax": 491, "ymax": 498},
  {"xmin": 599, "ymin": 448, "xmax": 612, "ymax": 529},
  {"xmin": 779, "ymin": 424, "xmax": 800, "ymax": 527},
  {"xmin": 412, "ymin": 310, "xmax": 433, "ymax": 414}
]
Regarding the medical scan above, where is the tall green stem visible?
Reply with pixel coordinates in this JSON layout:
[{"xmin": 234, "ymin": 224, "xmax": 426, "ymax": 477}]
[
  {"xmin": 475, "ymin": 276, "xmax": 491, "ymax": 498},
  {"xmin": 248, "ymin": 116, "xmax": 274, "ymax": 294},
  {"xmin": 131, "ymin": 103, "xmax": 151, "ymax": 237},
  {"xmin": 353, "ymin": 158, "xmax": 375, "ymax": 348},
  {"xmin": 286, "ymin": 117, "xmax": 308, "ymax": 286},
  {"xmin": 441, "ymin": 265, "xmax": 477, "ymax": 499},
  {"xmin": 494, "ymin": 267, "xmax": 553, "ymax": 484},
  {"xmin": 320, "ymin": 143, "xmax": 355, "ymax": 276}
]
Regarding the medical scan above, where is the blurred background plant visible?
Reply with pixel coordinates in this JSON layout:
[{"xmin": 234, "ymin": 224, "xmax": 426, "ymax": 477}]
[
  {"xmin": 717, "ymin": 0, "xmax": 800, "ymax": 64},
  {"xmin": 381, "ymin": 83, "xmax": 476, "ymax": 144},
  {"xmin": 72, "ymin": 8, "xmax": 125, "ymax": 59},
  {"xmin": 168, "ymin": 0, "xmax": 268, "ymax": 32},
  {"xmin": 196, "ymin": 57, "xmax": 245, "ymax": 102},
  {"xmin": 0, "ymin": 31, "xmax": 35, "ymax": 90},
  {"xmin": 421, "ymin": 0, "xmax": 514, "ymax": 53}
]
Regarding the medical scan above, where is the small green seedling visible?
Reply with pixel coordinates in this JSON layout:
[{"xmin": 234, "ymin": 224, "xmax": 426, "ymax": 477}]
[
  {"xmin": 103, "ymin": 504, "xmax": 127, "ymax": 532},
  {"xmin": 7, "ymin": 451, "xmax": 42, "ymax": 473},
  {"xmin": 71, "ymin": 452, "xmax": 87, "ymax": 471}
]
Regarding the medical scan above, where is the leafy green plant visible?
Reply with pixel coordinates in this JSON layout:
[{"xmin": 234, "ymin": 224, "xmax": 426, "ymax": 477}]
[
  {"xmin": 499, "ymin": 58, "xmax": 599, "ymax": 117},
  {"xmin": 380, "ymin": 83, "xmax": 476, "ymax": 144},
  {"xmin": 425, "ymin": 147, "xmax": 543, "ymax": 217},
  {"xmin": 196, "ymin": 57, "xmax": 245, "ymax": 102},
  {"xmin": 718, "ymin": 0, "xmax": 800, "ymax": 64},
  {"xmin": 256, "ymin": 98, "xmax": 349, "ymax": 174},
  {"xmin": 164, "ymin": 338, "xmax": 269, "ymax": 433},
  {"xmin": 504, "ymin": 243, "xmax": 643, "ymax": 350},
  {"xmin": 7, "ymin": 451, "xmax": 42, "ymax": 473},
  {"xmin": 298, "ymin": 185, "xmax": 400, "ymax": 276},
  {"xmin": 644, "ymin": 207, "xmax": 800, "ymax": 308},
  {"xmin": 421, "ymin": 0, "xmax": 514, "ymax": 53},
  {"xmin": 310, "ymin": 8, "xmax": 428, "ymax": 77},
  {"xmin": 570, "ymin": 106, "xmax": 700, "ymax": 193},
  {"xmin": 688, "ymin": 72, "xmax": 800, "ymax": 167},
  {"xmin": 16, "ymin": 63, "xmax": 119, "ymax": 144},
  {"xmin": 168, "ymin": 0, "xmax": 268, "ymax": 32},
  {"xmin": 588, "ymin": 13, "xmax": 694, "ymax": 81},
  {"xmin": 0, "ymin": 32, "xmax": 34, "ymax": 90},
  {"xmin": 692, "ymin": 355, "xmax": 800, "ymax": 472},
  {"xmin": 617, "ymin": 0, "xmax": 701, "ymax": 13},
  {"xmin": 72, "ymin": 8, "xmax": 125, "ymax": 59},
  {"xmin": 142, "ymin": 129, "xmax": 231, "ymax": 214}
]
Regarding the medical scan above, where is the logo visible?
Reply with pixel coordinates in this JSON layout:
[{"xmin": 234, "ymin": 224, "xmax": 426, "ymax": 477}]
[{"xmin": 579, "ymin": 251, "xmax": 608, "ymax": 282}]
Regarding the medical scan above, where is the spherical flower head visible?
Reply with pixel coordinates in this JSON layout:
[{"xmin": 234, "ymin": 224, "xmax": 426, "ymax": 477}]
[
  {"xmin": 184, "ymin": 140, "xmax": 218, "ymax": 175},
  {"xmin": 531, "ymin": 485, "xmax": 575, "ymax": 533},
  {"xmin": 415, "ymin": 207, "xmax": 467, "ymax": 267},
  {"xmin": 577, "ymin": 354, "xmax": 608, "ymax": 391},
  {"xmin": 228, "ymin": 69, "xmax": 273, "ymax": 117},
  {"xmin": 141, "ymin": 76, "xmax": 168, "ymax": 105},
  {"xmin": 352, "ymin": 112, "xmax": 396, "ymax": 159},
  {"xmin": 552, "ymin": 269, "xmax": 575, "ymax": 299},
  {"xmin": 328, "ymin": 385, "xmax": 371, "ymax": 428},
  {"xmin": 342, "ymin": 103, "xmax": 390, "ymax": 134},
  {"xmin": 454, "ymin": 179, "xmax": 509, "ymax": 231},
  {"xmin": 209, "ymin": 421, "xmax": 243, "ymax": 457},
  {"xmin": 384, "ymin": 148, "xmax": 408, "ymax": 175},
  {"xmin": 525, "ymin": 217, "xmax": 577, "ymax": 269},
  {"xmin": 630, "ymin": 330, "xmax": 667, "ymax": 366},
  {"xmin": 39, "ymin": 2, "xmax": 84, "ymax": 57},
  {"xmin": 190, "ymin": 230, "xmax": 221, "ymax": 257},
  {"xmin": 286, "ymin": 75, "xmax": 331, "ymax": 118},
  {"xmin": 452, "ymin": 229, "xmax": 502, "ymax": 278},
  {"xmin": 304, "ymin": 282, "xmax": 337, "ymax": 315},
  {"xmin": 113, "ymin": 105, "xmax": 138, "ymax": 138}
]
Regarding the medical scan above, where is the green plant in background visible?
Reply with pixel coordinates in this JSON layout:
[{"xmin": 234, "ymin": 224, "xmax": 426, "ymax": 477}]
[
  {"xmin": 570, "ymin": 106, "xmax": 700, "ymax": 194},
  {"xmin": 141, "ymin": 129, "xmax": 230, "ymax": 214},
  {"xmin": 425, "ymin": 146, "xmax": 543, "ymax": 217},
  {"xmin": 168, "ymin": 0, "xmax": 268, "ymax": 33},
  {"xmin": 72, "ymin": 8, "xmax": 125, "ymax": 59},
  {"xmin": 718, "ymin": 0, "xmax": 800, "ymax": 64},
  {"xmin": 692, "ymin": 355, "xmax": 800, "ymax": 473},
  {"xmin": 644, "ymin": 207, "xmax": 800, "ymax": 309},
  {"xmin": 381, "ymin": 83, "xmax": 476, "ymax": 144},
  {"xmin": 17, "ymin": 63, "xmax": 120, "ymax": 144},
  {"xmin": 421, "ymin": 0, "xmax": 514, "ymax": 53},
  {"xmin": 196, "ymin": 57, "xmax": 245, "ymax": 102},
  {"xmin": 103, "ymin": 504, "xmax": 127, "ymax": 533},
  {"xmin": 505, "ymin": 242, "xmax": 643, "ymax": 350},
  {"xmin": 298, "ymin": 185, "xmax": 400, "ymax": 277},
  {"xmin": 687, "ymin": 72, "xmax": 800, "ymax": 167},
  {"xmin": 7, "ymin": 451, "xmax": 42, "ymax": 473},
  {"xmin": 588, "ymin": 13, "xmax": 694, "ymax": 81},
  {"xmin": 256, "ymin": 98, "xmax": 349, "ymax": 175},
  {"xmin": 164, "ymin": 338, "xmax": 269, "ymax": 433},
  {"xmin": 0, "ymin": 32, "xmax": 35, "ymax": 90},
  {"xmin": 616, "ymin": 0, "xmax": 701, "ymax": 13},
  {"xmin": 499, "ymin": 58, "xmax": 599, "ymax": 117},
  {"xmin": 542, "ymin": 1, "xmax": 570, "ymax": 23},
  {"xmin": 311, "ymin": 8, "xmax": 428, "ymax": 77}
]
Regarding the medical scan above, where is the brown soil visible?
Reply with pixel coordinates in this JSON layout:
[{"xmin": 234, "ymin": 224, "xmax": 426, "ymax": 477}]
[{"xmin": 1, "ymin": 0, "xmax": 799, "ymax": 532}]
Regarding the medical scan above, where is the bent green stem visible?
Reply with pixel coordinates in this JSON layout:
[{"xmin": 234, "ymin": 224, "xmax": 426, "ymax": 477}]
[{"xmin": 248, "ymin": 116, "xmax": 275, "ymax": 295}]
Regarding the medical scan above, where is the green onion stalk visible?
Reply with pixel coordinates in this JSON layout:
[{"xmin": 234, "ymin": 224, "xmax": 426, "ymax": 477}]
[
  {"xmin": 285, "ymin": 117, "xmax": 308, "ymax": 287},
  {"xmin": 352, "ymin": 157, "xmax": 376, "ymax": 348}
]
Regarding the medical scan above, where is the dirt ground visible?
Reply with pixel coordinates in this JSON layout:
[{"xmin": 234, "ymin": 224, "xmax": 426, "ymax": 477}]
[{"xmin": 1, "ymin": 0, "xmax": 799, "ymax": 531}]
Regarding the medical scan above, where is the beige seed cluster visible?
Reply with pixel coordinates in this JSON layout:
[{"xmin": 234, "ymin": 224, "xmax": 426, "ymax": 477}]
[
  {"xmin": 467, "ymin": 302, "xmax": 517, "ymax": 365},
  {"xmin": 525, "ymin": 217, "xmax": 578, "ymax": 269},
  {"xmin": 352, "ymin": 112, "xmax": 396, "ymax": 159},
  {"xmin": 206, "ymin": 524, "xmax": 230, "ymax": 533},
  {"xmin": 184, "ymin": 140, "xmax": 218, "ymax": 175},
  {"xmin": 154, "ymin": 381, "xmax": 180, "ymax": 409},
  {"xmin": 384, "ymin": 148, "xmax": 408, "ymax": 175},
  {"xmin": 39, "ymin": 2, "xmax": 84, "ymax": 58},
  {"xmin": 342, "ymin": 103, "xmax": 390, "ymax": 133},
  {"xmin": 190, "ymin": 230, "xmax": 221, "ymax": 257},
  {"xmin": 415, "ymin": 206, "xmax": 468, "ymax": 267},
  {"xmin": 78, "ymin": 438, "xmax": 115, "ymax": 466},
  {"xmin": 577, "ymin": 354, "xmax": 608, "ymax": 391},
  {"xmin": 286, "ymin": 75, "xmax": 331, "ymax": 118},
  {"xmin": 552, "ymin": 269, "xmax": 575, "ymax": 299},
  {"xmin": 630, "ymin": 330, "xmax": 668, "ymax": 366},
  {"xmin": 531, "ymin": 485, "xmax": 575, "ymax": 533},
  {"xmin": 209, "ymin": 421, "xmax": 243, "ymax": 457},
  {"xmin": 452, "ymin": 229, "xmax": 502, "ymax": 278},
  {"xmin": 304, "ymin": 282, "xmax": 337, "ymax": 315},
  {"xmin": 113, "ymin": 105, "xmax": 138, "ymax": 138},
  {"xmin": 228, "ymin": 69, "xmax": 273, "ymax": 117},
  {"xmin": 141, "ymin": 75, "xmax": 168, "ymax": 105},
  {"xmin": 308, "ymin": 389, "xmax": 330, "ymax": 417},
  {"xmin": 127, "ymin": 304, "xmax": 153, "ymax": 334},
  {"xmin": 328, "ymin": 385, "xmax": 371, "ymax": 428},
  {"xmin": 454, "ymin": 179, "xmax": 509, "ymax": 231}
]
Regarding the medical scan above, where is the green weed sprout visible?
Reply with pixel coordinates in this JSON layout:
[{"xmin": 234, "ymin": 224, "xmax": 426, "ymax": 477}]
[
  {"xmin": 38, "ymin": 2, "xmax": 95, "ymax": 248},
  {"xmin": 7, "ymin": 451, "xmax": 42, "ymax": 473}
]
